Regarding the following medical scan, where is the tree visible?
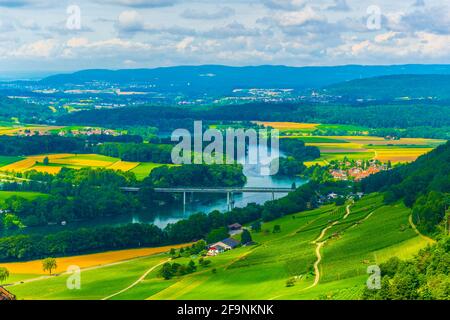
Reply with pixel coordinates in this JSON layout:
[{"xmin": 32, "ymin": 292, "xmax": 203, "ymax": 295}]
[
  {"xmin": 206, "ymin": 227, "xmax": 229, "ymax": 244},
  {"xmin": 251, "ymin": 221, "xmax": 262, "ymax": 232},
  {"xmin": 43, "ymin": 156, "xmax": 49, "ymax": 166},
  {"xmin": 273, "ymin": 225, "xmax": 281, "ymax": 233},
  {"xmin": 187, "ymin": 260, "xmax": 197, "ymax": 273},
  {"xmin": 0, "ymin": 267, "xmax": 9, "ymax": 284},
  {"xmin": 42, "ymin": 258, "xmax": 57, "ymax": 275},
  {"xmin": 161, "ymin": 263, "xmax": 173, "ymax": 280},
  {"xmin": 241, "ymin": 229, "xmax": 253, "ymax": 244}
]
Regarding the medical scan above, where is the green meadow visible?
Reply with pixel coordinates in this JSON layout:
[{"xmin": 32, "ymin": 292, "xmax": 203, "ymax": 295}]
[
  {"xmin": 7, "ymin": 193, "xmax": 431, "ymax": 300},
  {"xmin": 0, "ymin": 190, "xmax": 48, "ymax": 201},
  {"xmin": 130, "ymin": 162, "xmax": 171, "ymax": 180}
]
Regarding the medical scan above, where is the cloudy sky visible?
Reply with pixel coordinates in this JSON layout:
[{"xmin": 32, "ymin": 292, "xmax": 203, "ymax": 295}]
[{"xmin": 0, "ymin": 0, "xmax": 449, "ymax": 75}]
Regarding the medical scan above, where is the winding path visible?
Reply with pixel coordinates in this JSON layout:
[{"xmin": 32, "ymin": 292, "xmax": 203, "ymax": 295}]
[
  {"xmin": 102, "ymin": 259, "xmax": 170, "ymax": 300},
  {"xmin": 408, "ymin": 215, "xmax": 436, "ymax": 245},
  {"xmin": 306, "ymin": 204, "xmax": 352, "ymax": 290}
]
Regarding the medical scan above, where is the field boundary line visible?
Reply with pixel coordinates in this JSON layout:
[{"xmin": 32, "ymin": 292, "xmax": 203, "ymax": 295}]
[
  {"xmin": 408, "ymin": 214, "xmax": 436, "ymax": 244},
  {"xmin": 6, "ymin": 252, "xmax": 168, "ymax": 287},
  {"xmin": 102, "ymin": 259, "xmax": 170, "ymax": 300}
]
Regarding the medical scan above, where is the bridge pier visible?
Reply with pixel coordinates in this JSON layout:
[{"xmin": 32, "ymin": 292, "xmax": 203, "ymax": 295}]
[
  {"xmin": 227, "ymin": 192, "xmax": 235, "ymax": 211},
  {"xmin": 183, "ymin": 192, "xmax": 186, "ymax": 214}
]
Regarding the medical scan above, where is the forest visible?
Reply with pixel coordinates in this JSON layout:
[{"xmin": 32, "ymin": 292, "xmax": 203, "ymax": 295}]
[{"xmin": 59, "ymin": 102, "xmax": 450, "ymax": 136}]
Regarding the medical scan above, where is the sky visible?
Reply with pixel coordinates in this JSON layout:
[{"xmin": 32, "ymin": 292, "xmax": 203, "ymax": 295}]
[{"xmin": 0, "ymin": 0, "xmax": 450, "ymax": 75}]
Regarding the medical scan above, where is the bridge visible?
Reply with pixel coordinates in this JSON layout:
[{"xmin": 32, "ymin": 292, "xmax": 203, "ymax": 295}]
[{"xmin": 120, "ymin": 187, "xmax": 295, "ymax": 211}]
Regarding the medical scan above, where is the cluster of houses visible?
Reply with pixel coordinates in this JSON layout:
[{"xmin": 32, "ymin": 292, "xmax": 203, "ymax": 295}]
[
  {"xmin": 329, "ymin": 159, "xmax": 389, "ymax": 181},
  {"xmin": 207, "ymin": 223, "xmax": 242, "ymax": 256},
  {"xmin": 57, "ymin": 128, "xmax": 119, "ymax": 137}
]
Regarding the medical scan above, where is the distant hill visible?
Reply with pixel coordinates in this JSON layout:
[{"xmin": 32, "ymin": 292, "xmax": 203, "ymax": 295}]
[
  {"xmin": 323, "ymin": 74, "xmax": 450, "ymax": 100},
  {"xmin": 0, "ymin": 96, "xmax": 50, "ymax": 121},
  {"xmin": 40, "ymin": 65, "xmax": 450, "ymax": 95}
]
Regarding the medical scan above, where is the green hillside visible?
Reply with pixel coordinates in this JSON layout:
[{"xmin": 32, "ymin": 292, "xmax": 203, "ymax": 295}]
[{"xmin": 8, "ymin": 194, "xmax": 432, "ymax": 300}]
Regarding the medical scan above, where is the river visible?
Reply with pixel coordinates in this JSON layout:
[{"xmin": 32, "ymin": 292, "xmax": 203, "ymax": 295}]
[{"xmin": 3, "ymin": 145, "xmax": 306, "ymax": 235}]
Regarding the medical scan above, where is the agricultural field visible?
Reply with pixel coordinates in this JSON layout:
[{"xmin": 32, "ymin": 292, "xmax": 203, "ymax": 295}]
[
  {"xmin": 293, "ymin": 136, "xmax": 445, "ymax": 166},
  {"xmin": 257, "ymin": 122, "xmax": 369, "ymax": 135},
  {"xmin": 0, "ymin": 153, "xmax": 167, "ymax": 180},
  {"xmin": 5, "ymin": 194, "xmax": 432, "ymax": 300},
  {"xmin": 257, "ymin": 122, "xmax": 445, "ymax": 165},
  {"xmin": 130, "ymin": 162, "xmax": 170, "ymax": 180},
  {"xmin": 0, "ymin": 123, "xmax": 65, "ymax": 136},
  {"xmin": 1, "ymin": 244, "xmax": 189, "ymax": 277}
]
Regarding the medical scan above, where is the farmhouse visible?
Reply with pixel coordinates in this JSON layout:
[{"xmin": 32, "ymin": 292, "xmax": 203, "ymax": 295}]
[
  {"xmin": 0, "ymin": 287, "xmax": 16, "ymax": 300},
  {"xmin": 207, "ymin": 238, "xmax": 240, "ymax": 256},
  {"xmin": 228, "ymin": 223, "xmax": 243, "ymax": 235},
  {"xmin": 228, "ymin": 223, "xmax": 242, "ymax": 231}
]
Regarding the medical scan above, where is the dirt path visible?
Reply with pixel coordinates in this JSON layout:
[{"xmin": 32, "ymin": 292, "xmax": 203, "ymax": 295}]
[
  {"xmin": 102, "ymin": 259, "xmax": 170, "ymax": 300},
  {"xmin": 408, "ymin": 215, "xmax": 436, "ymax": 244},
  {"xmin": 305, "ymin": 204, "xmax": 352, "ymax": 290},
  {"xmin": 6, "ymin": 251, "xmax": 171, "ymax": 287}
]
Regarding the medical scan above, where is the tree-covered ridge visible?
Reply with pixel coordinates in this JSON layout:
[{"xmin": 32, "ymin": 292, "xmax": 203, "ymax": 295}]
[
  {"xmin": 0, "ymin": 97, "xmax": 51, "ymax": 122},
  {"xmin": 324, "ymin": 74, "xmax": 450, "ymax": 100},
  {"xmin": 59, "ymin": 102, "xmax": 450, "ymax": 133},
  {"xmin": 362, "ymin": 237, "xmax": 450, "ymax": 300},
  {"xmin": 0, "ymin": 135, "xmax": 143, "ymax": 156},
  {"xmin": 361, "ymin": 141, "xmax": 450, "ymax": 235}
]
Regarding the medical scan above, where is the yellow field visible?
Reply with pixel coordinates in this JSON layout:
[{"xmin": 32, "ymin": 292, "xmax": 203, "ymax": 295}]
[
  {"xmin": 30, "ymin": 165, "xmax": 63, "ymax": 174},
  {"xmin": 0, "ymin": 244, "xmax": 190, "ymax": 275},
  {"xmin": 50, "ymin": 157, "xmax": 113, "ymax": 168},
  {"xmin": 0, "ymin": 126, "xmax": 64, "ymax": 136},
  {"xmin": 1, "ymin": 158, "xmax": 37, "ymax": 171},
  {"xmin": 0, "ymin": 153, "xmax": 163, "ymax": 180},
  {"xmin": 254, "ymin": 121, "xmax": 319, "ymax": 130},
  {"xmin": 374, "ymin": 148, "xmax": 434, "ymax": 163},
  {"xmin": 300, "ymin": 136, "xmax": 445, "ymax": 165},
  {"xmin": 108, "ymin": 161, "xmax": 140, "ymax": 171}
]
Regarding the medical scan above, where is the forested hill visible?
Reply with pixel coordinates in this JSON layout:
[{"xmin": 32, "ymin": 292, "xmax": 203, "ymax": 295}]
[
  {"xmin": 361, "ymin": 141, "xmax": 450, "ymax": 235},
  {"xmin": 40, "ymin": 64, "xmax": 450, "ymax": 93},
  {"xmin": 323, "ymin": 74, "xmax": 450, "ymax": 100},
  {"xmin": 58, "ymin": 102, "xmax": 450, "ymax": 130},
  {"xmin": 0, "ymin": 96, "xmax": 50, "ymax": 121}
]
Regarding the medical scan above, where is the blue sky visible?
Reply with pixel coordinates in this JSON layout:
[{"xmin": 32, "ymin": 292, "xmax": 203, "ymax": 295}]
[{"xmin": 0, "ymin": 0, "xmax": 449, "ymax": 74}]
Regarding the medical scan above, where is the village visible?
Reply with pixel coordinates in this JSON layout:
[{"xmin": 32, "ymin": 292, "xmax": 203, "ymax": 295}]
[
  {"xmin": 328, "ymin": 158, "xmax": 391, "ymax": 181},
  {"xmin": 13, "ymin": 127, "xmax": 120, "ymax": 137}
]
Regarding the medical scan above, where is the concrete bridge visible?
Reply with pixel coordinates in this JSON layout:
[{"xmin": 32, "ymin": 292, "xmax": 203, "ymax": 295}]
[{"xmin": 120, "ymin": 186, "xmax": 295, "ymax": 211}]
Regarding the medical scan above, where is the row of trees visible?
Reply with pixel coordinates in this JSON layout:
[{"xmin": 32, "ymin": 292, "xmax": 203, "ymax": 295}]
[
  {"xmin": 0, "ymin": 135, "xmax": 144, "ymax": 157},
  {"xmin": 60, "ymin": 102, "xmax": 450, "ymax": 138}
]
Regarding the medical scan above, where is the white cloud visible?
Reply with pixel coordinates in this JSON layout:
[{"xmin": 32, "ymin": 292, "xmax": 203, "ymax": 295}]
[
  {"xmin": 276, "ymin": 6, "xmax": 325, "ymax": 27},
  {"xmin": 101, "ymin": 0, "xmax": 178, "ymax": 8},
  {"xmin": 181, "ymin": 7, "xmax": 235, "ymax": 20},
  {"xmin": 12, "ymin": 39, "xmax": 57, "ymax": 57}
]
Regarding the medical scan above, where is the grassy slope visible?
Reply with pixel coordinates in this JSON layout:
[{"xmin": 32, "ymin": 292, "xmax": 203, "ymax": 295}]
[
  {"xmin": 7, "ymin": 194, "xmax": 431, "ymax": 300},
  {"xmin": 0, "ymin": 190, "xmax": 48, "ymax": 201}
]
